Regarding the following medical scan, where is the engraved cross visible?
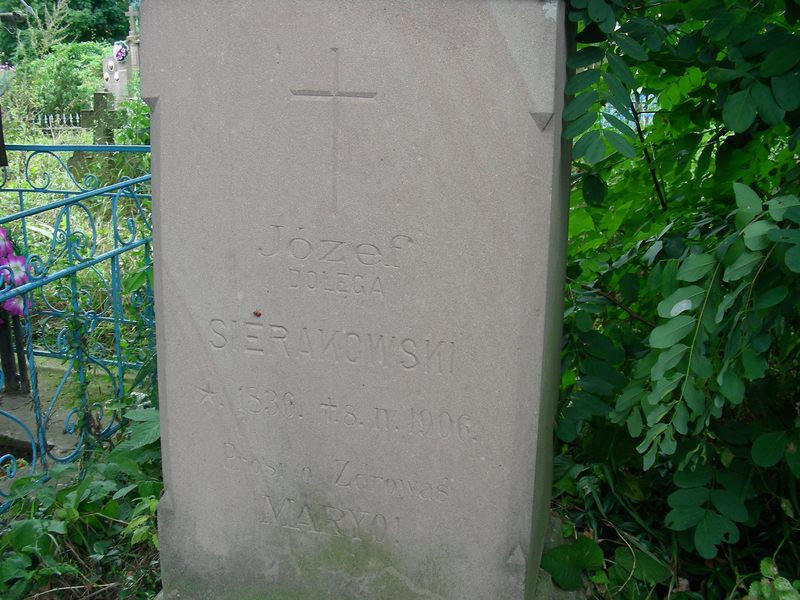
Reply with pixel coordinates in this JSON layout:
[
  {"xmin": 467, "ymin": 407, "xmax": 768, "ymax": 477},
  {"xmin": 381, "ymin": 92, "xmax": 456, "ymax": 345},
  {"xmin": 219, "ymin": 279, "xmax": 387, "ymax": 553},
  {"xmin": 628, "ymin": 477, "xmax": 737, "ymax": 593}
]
[{"xmin": 291, "ymin": 48, "xmax": 377, "ymax": 216}]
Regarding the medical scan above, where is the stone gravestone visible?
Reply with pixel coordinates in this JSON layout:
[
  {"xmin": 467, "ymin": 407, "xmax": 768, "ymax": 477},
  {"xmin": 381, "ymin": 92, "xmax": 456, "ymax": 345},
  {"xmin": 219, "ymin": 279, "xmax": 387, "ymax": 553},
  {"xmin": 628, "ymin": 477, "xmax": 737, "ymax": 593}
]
[
  {"xmin": 80, "ymin": 92, "xmax": 122, "ymax": 144},
  {"xmin": 141, "ymin": 1, "xmax": 568, "ymax": 598},
  {"xmin": 102, "ymin": 46, "xmax": 130, "ymax": 104}
]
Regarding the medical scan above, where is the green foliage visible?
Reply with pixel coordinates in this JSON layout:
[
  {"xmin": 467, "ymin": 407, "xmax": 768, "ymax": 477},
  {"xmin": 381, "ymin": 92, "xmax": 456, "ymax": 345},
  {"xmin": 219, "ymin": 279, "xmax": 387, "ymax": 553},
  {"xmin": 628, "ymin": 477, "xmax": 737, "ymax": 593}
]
[
  {"xmin": 0, "ymin": 0, "xmax": 129, "ymax": 63},
  {"xmin": 115, "ymin": 72, "xmax": 151, "ymax": 146},
  {"xmin": 0, "ymin": 403, "xmax": 162, "ymax": 599},
  {"xmin": 3, "ymin": 40, "xmax": 105, "ymax": 117},
  {"xmin": 58, "ymin": 0, "xmax": 129, "ymax": 45},
  {"xmin": 557, "ymin": 0, "xmax": 800, "ymax": 597},
  {"xmin": 748, "ymin": 559, "xmax": 800, "ymax": 600},
  {"xmin": 542, "ymin": 536, "xmax": 604, "ymax": 590},
  {"xmin": 115, "ymin": 96, "xmax": 150, "ymax": 145}
]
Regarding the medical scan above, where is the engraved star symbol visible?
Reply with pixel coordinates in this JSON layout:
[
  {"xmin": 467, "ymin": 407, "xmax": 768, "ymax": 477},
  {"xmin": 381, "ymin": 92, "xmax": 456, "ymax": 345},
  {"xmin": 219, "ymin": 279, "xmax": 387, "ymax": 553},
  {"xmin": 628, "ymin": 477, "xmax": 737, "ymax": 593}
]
[{"xmin": 197, "ymin": 384, "xmax": 217, "ymax": 406}]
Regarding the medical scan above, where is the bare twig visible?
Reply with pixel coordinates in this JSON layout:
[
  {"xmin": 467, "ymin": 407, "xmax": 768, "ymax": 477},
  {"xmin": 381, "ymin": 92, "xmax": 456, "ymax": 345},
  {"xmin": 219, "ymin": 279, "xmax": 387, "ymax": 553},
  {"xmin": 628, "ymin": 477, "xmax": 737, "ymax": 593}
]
[
  {"xmin": 568, "ymin": 277, "xmax": 657, "ymax": 328},
  {"xmin": 84, "ymin": 582, "xmax": 121, "ymax": 600},
  {"xmin": 630, "ymin": 101, "xmax": 668, "ymax": 212},
  {"xmin": 27, "ymin": 582, "xmax": 120, "ymax": 600}
]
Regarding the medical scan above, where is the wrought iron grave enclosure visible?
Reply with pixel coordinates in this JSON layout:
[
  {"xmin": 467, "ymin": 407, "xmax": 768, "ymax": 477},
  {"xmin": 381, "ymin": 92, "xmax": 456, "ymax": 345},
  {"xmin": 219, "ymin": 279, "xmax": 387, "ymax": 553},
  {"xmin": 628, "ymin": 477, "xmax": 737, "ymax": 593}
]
[{"xmin": 0, "ymin": 144, "xmax": 153, "ymax": 513}]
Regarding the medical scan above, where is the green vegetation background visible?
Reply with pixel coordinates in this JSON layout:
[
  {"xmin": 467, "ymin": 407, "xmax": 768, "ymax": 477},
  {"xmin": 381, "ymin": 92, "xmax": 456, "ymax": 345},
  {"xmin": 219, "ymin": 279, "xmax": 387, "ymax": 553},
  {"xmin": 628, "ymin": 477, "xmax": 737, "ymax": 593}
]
[{"xmin": 0, "ymin": 0, "xmax": 799, "ymax": 599}]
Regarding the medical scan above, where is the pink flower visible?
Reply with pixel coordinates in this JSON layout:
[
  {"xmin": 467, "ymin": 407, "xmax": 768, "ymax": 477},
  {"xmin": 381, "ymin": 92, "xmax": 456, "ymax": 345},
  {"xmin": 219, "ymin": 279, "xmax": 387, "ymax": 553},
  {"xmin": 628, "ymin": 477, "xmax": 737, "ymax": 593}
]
[
  {"xmin": 0, "ymin": 228, "xmax": 12, "ymax": 258},
  {"xmin": 0, "ymin": 255, "xmax": 28, "ymax": 286},
  {"xmin": 2, "ymin": 295, "xmax": 29, "ymax": 317}
]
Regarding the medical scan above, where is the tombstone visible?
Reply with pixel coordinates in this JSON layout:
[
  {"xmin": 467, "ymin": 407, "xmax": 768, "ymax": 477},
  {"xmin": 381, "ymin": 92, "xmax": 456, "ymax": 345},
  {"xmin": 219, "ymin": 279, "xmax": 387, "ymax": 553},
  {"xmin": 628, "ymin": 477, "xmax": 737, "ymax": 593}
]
[
  {"xmin": 80, "ymin": 92, "xmax": 122, "ymax": 145},
  {"xmin": 102, "ymin": 46, "xmax": 130, "ymax": 104},
  {"xmin": 125, "ymin": 4, "xmax": 141, "ymax": 70},
  {"xmin": 141, "ymin": 2, "xmax": 569, "ymax": 599}
]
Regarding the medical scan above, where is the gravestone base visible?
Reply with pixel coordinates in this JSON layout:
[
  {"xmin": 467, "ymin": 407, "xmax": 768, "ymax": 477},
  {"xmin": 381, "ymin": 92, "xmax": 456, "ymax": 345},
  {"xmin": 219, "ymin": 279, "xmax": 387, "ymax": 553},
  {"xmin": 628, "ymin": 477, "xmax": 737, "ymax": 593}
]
[{"xmin": 150, "ymin": 515, "xmax": 588, "ymax": 600}]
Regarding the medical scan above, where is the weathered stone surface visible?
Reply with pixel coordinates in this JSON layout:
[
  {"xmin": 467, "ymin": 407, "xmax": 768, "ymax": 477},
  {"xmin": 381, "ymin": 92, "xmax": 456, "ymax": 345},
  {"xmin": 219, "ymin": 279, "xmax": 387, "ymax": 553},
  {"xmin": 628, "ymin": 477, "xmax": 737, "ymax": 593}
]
[{"xmin": 142, "ymin": 1, "xmax": 568, "ymax": 598}]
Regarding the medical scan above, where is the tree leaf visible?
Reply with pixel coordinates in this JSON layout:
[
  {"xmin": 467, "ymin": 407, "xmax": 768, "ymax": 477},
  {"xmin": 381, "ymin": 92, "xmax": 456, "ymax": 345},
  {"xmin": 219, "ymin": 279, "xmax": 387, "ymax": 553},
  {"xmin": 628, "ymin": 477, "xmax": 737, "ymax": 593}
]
[
  {"xmin": 125, "ymin": 408, "xmax": 160, "ymax": 422},
  {"xmin": 566, "ymin": 68, "xmax": 601, "ymax": 96},
  {"xmin": 715, "ymin": 287, "xmax": 740, "ymax": 323},
  {"xmin": 124, "ymin": 420, "xmax": 161, "ymax": 450},
  {"xmin": 650, "ymin": 315, "xmax": 696, "ymax": 349},
  {"xmin": 612, "ymin": 32, "xmax": 649, "ymax": 61},
  {"xmin": 564, "ymin": 91, "xmax": 599, "ymax": 121},
  {"xmin": 665, "ymin": 504, "xmax": 705, "ymax": 531},
  {"xmin": 614, "ymin": 547, "xmax": 672, "ymax": 584},
  {"xmin": 771, "ymin": 74, "xmax": 800, "ymax": 111},
  {"xmin": 750, "ymin": 82, "xmax": 785, "ymax": 126},
  {"xmin": 573, "ymin": 129, "xmax": 602, "ymax": 161},
  {"xmin": 723, "ymin": 251, "xmax": 762, "ymax": 282},
  {"xmin": 563, "ymin": 111, "xmax": 597, "ymax": 139},
  {"xmin": 668, "ymin": 486, "xmax": 710, "ymax": 508},
  {"xmin": 743, "ymin": 220, "xmax": 777, "ymax": 251},
  {"xmin": 753, "ymin": 285, "xmax": 788, "ymax": 309},
  {"xmin": 741, "ymin": 349, "xmax": 768, "ymax": 379},
  {"xmin": 677, "ymin": 253, "xmax": 715, "ymax": 282},
  {"xmin": 606, "ymin": 52, "xmax": 636, "ymax": 87},
  {"xmin": 723, "ymin": 90, "xmax": 757, "ymax": 133},
  {"xmin": 708, "ymin": 67, "xmax": 744, "ymax": 83},
  {"xmin": 682, "ymin": 379, "xmax": 706, "ymax": 415},
  {"xmin": 651, "ymin": 344, "xmax": 689, "ymax": 380},
  {"xmin": 603, "ymin": 129, "xmax": 637, "ymax": 158},
  {"xmin": 603, "ymin": 72, "xmax": 634, "ymax": 119},
  {"xmin": 768, "ymin": 195, "xmax": 800, "ymax": 221},
  {"xmin": 582, "ymin": 173, "xmax": 607, "ymax": 206},
  {"xmin": 7, "ymin": 520, "xmax": 41, "ymax": 552},
  {"xmin": 760, "ymin": 38, "xmax": 800, "ymax": 77},
  {"xmin": 541, "ymin": 537, "xmax": 604, "ymax": 591},
  {"xmin": 627, "ymin": 408, "xmax": 643, "ymax": 437},
  {"xmin": 674, "ymin": 464, "xmax": 713, "ymax": 488},
  {"xmin": 0, "ymin": 552, "xmax": 32, "ymax": 583},
  {"xmin": 657, "ymin": 286, "xmax": 704, "ymax": 318},
  {"xmin": 694, "ymin": 511, "xmax": 738, "ymax": 559},
  {"xmin": 785, "ymin": 244, "xmax": 800, "ymax": 273},
  {"xmin": 568, "ymin": 207, "xmax": 596, "ymax": 237},
  {"xmin": 588, "ymin": 0, "xmax": 616, "ymax": 32},
  {"xmin": 710, "ymin": 489, "xmax": 748, "ymax": 523},
  {"xmin": 751, "ymin": 431, "xmax": 788, "ymax": 467},
  {"xmin": 717, "ymin": 368, "xmax": 745, "ymax": 404},
  {"xmin": 567, "ymin": 47, "xmax": 605, "ymax": 69},
  {"xmin": 602, "ymin": 111, "xmax": 637, "ymax": 138},
  {"xmin": 733, "ymin": 182, "xmax": 762, "ymax": 229}
]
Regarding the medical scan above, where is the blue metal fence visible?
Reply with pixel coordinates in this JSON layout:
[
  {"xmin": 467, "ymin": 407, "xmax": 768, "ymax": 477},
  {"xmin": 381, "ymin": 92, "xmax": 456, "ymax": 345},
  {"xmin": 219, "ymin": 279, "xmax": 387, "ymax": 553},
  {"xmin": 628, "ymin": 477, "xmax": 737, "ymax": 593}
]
[{"xmin": 0, "ymin": 144, "xmax": 153, "ymax": 513}]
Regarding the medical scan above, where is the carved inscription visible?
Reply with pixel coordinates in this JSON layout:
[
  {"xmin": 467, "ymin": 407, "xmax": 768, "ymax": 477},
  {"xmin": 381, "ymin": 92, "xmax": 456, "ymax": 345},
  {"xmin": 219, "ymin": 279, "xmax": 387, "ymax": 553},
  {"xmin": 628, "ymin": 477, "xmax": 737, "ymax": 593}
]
[
  {"xmin": 334, "ymin": 460, "xmax": 451, "ymax": 504},
  {"xmin": 203, "ymin": 382, "xmax": 479, "ymax": 447},
  {"xmin": 320, "ymin": 402, "xmax": 478, "ymax": 443},
  {"xmin": 209, "ymin": 318, "xmax": 456, "ymax": 375},
  {"xmin": 223, "ymin": 442, "xmax": 313, "ymax": 484},
  {"xmin": 233, "ymin": 386, "xmax": 304, "ymax": 419},
  {"xmin": 258, "ymin": 225, "xmax": 412, "ymax": 268},
  {"xmin": 258, "ymin": 225, "xmax": 413, "ymax": 298},
  {"xmin": 288, "ymin": 267, "xmax": 384, "ymax": 297},
  {"xmin": 198, "ymin": 384, "xmax": 305, "ymax": 422},
  {"xmin": 222, "ymin": 444, "xmax": 455, "ymax": 507},
  {"xmin": 196, "ymin": 383, "xmax": 217, "ymax": 406},
  {"xmin": 260, "ymin": 496, "xmax": 400, "ymax": 544},
  {"xmin": 290, "ymin": 47, "xmax": 378, "ymax": 216}
]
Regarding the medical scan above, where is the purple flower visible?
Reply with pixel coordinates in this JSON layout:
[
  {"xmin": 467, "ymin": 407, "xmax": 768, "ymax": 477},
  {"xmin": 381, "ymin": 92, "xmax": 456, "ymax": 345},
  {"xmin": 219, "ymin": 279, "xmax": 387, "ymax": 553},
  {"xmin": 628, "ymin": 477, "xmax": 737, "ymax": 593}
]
[
  {"xmin": 2, "ymin": 295, "xmax": 29, "ymax": 317},
  {"xmin": 0, "ymin": 228, "xmax": 12, "ymax": 258},
  {"xmin": 0, "ymin": 255, "xmax": 28, "ymax": 286},
  {"xmin": 113, "ymin": 41, "xmax": 129, "ymax": 63}
]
